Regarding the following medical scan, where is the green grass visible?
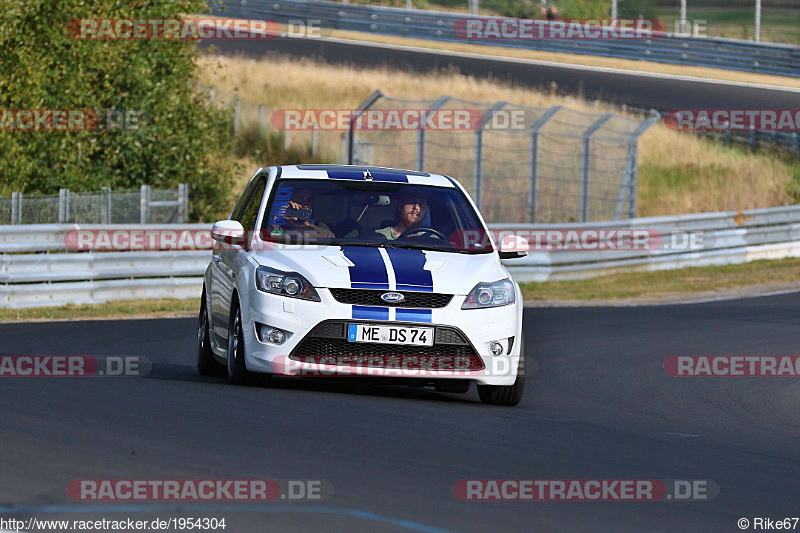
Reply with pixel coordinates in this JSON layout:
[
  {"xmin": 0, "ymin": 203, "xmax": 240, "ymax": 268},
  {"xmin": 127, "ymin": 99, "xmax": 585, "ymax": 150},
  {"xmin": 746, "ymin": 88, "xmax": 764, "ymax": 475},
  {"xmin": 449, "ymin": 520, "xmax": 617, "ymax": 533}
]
[
  {"xmin": 521, "ymin": 257, "xmax": 800, "ymax": 301},
  {"xmin": 656, "ymin": 8, "xmax": 800, "ymax": 44},
  {"xmin": 0, "ymin": 298, "xmax": 199, "ymax": 323}
]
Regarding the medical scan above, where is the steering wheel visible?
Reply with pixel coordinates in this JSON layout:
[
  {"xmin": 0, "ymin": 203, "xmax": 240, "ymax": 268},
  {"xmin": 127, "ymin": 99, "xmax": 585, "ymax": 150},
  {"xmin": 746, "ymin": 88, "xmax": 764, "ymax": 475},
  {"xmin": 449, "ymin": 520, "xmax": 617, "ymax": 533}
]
[{"xmin": 398, "ymin": 226, "xmax": 449, "ymax": 241}]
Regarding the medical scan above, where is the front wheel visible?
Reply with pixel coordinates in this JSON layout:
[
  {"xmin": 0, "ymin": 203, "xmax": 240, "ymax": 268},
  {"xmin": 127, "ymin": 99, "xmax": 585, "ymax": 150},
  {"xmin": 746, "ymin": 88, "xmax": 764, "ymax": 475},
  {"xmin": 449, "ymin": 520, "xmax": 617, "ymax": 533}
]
[
  {"xmin": 227, "ymin": 302, "xmax": 252, "ymax": 385},
  {"xmin": 477, "ymin": 328, "xmax": 526, "ymax": 406}
]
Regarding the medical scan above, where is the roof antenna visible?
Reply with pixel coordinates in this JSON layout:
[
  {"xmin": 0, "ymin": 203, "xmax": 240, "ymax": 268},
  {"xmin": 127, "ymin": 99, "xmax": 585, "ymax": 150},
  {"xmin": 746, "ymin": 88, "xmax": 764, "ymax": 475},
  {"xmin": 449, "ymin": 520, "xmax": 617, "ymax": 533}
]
[{"xmin": 363, "ymin": 170, "xmax": 373, "ymax": 180}]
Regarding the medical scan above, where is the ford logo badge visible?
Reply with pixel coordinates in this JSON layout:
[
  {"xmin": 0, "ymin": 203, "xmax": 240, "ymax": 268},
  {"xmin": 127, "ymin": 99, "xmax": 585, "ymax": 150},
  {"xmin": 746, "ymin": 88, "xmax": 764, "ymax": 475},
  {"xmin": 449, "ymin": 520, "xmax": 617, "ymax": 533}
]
[{"xmin": 380, "ymin": 292, "xmax": 405, "ymax": 303}]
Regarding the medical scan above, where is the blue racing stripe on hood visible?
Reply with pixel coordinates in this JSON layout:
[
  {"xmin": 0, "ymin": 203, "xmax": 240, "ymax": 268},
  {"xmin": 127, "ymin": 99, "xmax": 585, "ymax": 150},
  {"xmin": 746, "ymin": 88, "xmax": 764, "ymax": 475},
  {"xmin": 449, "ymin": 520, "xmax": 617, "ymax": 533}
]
[
  {"xmin": 341, "ymin": 246, "xmax": 390, "ymax": 290},
  {"xmin": 352, "ymin": 306, "xmax": 390, "ymax": 320},
  {"xmin": 386, "ymin": 248, "xmax": 433, "ymax": 292},
  {"xmin": 395, "ymin": 308, "xmax": 432, "ymax": 323}
]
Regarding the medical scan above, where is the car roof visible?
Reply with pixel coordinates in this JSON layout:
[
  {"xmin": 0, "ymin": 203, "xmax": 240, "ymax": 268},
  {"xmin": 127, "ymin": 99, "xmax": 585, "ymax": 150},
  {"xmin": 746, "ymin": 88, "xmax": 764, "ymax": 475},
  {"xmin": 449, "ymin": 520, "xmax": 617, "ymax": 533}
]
[{"xmin": 276, "ymin": 164, "xmax": 456, "ymax": 188}]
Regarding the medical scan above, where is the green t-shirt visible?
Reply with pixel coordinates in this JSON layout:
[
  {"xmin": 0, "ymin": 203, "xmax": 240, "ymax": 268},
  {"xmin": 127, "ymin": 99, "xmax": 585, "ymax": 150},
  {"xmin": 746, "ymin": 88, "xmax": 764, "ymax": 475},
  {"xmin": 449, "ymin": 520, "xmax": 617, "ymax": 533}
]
[{"xmin": 374, "ymin": 226, "xmax": 398, "ymax": 240}]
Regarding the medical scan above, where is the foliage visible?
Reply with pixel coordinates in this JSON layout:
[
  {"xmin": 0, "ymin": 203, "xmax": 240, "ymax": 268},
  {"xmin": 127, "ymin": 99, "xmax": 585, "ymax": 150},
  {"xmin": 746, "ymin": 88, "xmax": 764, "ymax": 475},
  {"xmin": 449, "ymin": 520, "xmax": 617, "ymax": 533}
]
[
  {"xmin": 0, "ymin": 0, "xmax": 234, "ymax": 220},
  {"xmin": 555, "ymin": 0, "xmax": 609, "ymax": 18},
  {"xmin": 617, "ymin": 0, "xmax": 659, "ymax": 19}
]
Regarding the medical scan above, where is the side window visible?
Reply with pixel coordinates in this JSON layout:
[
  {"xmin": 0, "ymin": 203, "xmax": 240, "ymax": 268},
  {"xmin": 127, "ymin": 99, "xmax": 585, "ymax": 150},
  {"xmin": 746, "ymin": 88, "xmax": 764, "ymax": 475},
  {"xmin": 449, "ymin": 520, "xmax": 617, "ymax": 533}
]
[
  {"xmin": 230, "ymin": 178, "xmax": 258, "ymax": 221},
  {"xmin": 238, "ymin": 178, "xmax": 267, "ymax": 231}
]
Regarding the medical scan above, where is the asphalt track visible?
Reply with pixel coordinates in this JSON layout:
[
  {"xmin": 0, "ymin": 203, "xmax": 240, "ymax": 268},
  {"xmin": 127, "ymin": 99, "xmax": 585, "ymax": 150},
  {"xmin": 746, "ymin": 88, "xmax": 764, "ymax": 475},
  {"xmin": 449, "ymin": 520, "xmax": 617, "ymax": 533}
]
[
  {"xmin": 204, "ymin": 36, "xmax": 800, "ymax": 111},
  {"xmin": 1, "ymin": 292, "xmax": 799, "ymax": 532}
]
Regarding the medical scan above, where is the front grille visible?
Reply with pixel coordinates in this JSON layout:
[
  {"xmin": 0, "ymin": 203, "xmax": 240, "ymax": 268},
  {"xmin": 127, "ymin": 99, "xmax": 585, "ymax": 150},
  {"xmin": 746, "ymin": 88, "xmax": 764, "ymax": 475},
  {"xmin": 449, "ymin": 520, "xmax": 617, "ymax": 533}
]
[
  {"xmin": 290, "ymin": 351, "xmax": 484, "ymax": 371},
  {"xmin": 289, "ymin": 320, "xmax": 481, "ymax": 369},
  {"xmin": 329, "ymin": 288, "xmax": 453, "ymax": 308}
]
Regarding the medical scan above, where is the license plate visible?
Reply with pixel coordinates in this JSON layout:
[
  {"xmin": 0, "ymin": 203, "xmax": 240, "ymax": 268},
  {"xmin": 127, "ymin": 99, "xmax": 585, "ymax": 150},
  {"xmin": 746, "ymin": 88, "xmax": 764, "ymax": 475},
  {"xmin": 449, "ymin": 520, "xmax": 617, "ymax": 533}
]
[{"xmin": 348, "ymin": 324, "xmax": 434, "ymax": 346}]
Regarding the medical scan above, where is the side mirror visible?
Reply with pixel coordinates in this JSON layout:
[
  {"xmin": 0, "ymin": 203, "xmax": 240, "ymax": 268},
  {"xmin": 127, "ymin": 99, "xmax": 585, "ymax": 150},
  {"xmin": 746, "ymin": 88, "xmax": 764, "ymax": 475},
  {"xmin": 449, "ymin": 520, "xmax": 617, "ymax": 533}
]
[
  {"xmin": 498, "ymin": 235, "xmax": 529, "ymax": 260},
  {"xmin": 211, "ymin": 220, "xmax": 246, "ymax": 246}
]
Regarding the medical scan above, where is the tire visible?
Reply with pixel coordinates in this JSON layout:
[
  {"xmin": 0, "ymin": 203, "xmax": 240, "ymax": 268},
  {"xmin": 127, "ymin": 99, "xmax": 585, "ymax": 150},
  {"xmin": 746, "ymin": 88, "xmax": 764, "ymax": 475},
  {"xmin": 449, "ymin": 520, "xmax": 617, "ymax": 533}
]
[
  {"xmin": 227, "ymin": 300, "xmax": 252, "ymax": 385},
  {"xmin": 197, "ymin": 293, "xmax": 225, "ymax": 376},
  {"xmin": 477, "ymin": 328, "xmax": 526, "ymax": 406}
]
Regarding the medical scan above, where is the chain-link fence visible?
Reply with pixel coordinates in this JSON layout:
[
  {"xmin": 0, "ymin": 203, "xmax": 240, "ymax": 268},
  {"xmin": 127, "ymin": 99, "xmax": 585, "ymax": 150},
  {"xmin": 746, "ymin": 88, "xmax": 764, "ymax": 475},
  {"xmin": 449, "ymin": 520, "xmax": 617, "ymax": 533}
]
[
  {"xmin": 349, "ymin": 92, "xmax": 658, "ymax": 223},
  {"xmin": 210, "ymin": 86, "xmax": 657, "ymax": 223},
  {"xmin": 0, "ymin": 185, "xmax": 189, "ymax": 225}
]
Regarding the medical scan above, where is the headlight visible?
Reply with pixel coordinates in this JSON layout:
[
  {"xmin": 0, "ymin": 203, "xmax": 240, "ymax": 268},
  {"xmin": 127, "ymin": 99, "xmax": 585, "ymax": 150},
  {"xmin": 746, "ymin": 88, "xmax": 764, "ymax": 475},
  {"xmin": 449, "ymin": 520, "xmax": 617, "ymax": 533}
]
[
  {"xmin": 255, "ymin": 266, "xmax": 320, "ymax": 301},
  {"xmin": 462, "ymin": 279, "xmax": 515, "ymax": 309}
]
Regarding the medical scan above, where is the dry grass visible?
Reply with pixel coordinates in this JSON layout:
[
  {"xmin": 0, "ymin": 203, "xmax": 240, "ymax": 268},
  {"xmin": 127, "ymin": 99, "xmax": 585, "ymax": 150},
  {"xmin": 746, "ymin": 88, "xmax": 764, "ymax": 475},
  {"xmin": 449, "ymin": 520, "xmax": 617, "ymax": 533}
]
[
  {"xmin": 200, "ymin": 54, "xmax": 800, "ymax": 216},
  {"xmin": 637, "ymin": 129, "xmax": 797, "ymax": 215}
]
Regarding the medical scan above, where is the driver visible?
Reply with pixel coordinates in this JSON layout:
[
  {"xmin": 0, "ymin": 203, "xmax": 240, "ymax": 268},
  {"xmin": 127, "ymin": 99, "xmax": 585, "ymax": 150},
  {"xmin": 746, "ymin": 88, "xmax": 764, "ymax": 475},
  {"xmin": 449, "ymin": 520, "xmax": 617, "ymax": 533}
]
[{"xmin": 374, "ymin": 191, "xmax": 428, "ymax": 240}]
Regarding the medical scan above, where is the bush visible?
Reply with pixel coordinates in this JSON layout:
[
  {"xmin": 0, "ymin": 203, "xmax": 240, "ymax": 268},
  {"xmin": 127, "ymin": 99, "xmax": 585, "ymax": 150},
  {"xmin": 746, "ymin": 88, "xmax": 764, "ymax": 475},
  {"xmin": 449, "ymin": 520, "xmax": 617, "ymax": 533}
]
[
  {"xmin": 556, "ymin": 0, "xmax": 609, "ymax": 18},
  {"xmin": 0, "ymin": 0, "xmax": 234, "ymax": 221},
  {"xmin": 490, "ymin": 0, "xmax": 541, "ymax": 19},
  {"xmin": 617, "ymin": 0, "xmax": 659, "ymax": 19}
]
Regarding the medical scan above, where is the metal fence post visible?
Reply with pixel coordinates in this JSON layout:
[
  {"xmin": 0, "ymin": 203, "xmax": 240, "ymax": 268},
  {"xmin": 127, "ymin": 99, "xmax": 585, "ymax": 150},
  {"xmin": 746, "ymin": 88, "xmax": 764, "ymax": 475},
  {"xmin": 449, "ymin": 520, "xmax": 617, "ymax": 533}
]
[
  {"xmin": 11, "ymin": 192, "xmax": 21, "ymax": 225},
  {"xmin": 101, "ymin": 186, "xmax": 111, "ymax": 224},
  {"xmin": 233, "ymin": 95, "xmax": 240, "ymax": 137},
  {"xmin": 472, "ymin": 130, "xmax": 483, "ymax": 210},
  {"xmin": 58, "ymin": 188, "xmax": 70, "ymax": 223},
  {"xmin": 629, "ymin": 143, "xmax": 639, "ymax": 219},
  {"xmin": 528, "ymin": 105, "xmax": 562, "ymax": 223},
  {"xmin": 615, "ymin": 147, "xmax": 636, "ymax": 221},
  {"xmin": 416, "ymin": 128, "xmax": 425, "ymax": 172},
  {"xmin": 580, "ymin": 114, "xmax": 613, "ymax": 222},
  {"xmin": 178, "ymin": 183, "xmax": 189, "ymax": 223},
  {"xmin": 416, "ymin": 96, "xmax": 451, "ymax": 172},
  {"xmin": 622, "ymin": 112, "xmax": 660, "ymax": 219},
  {"xmin": 258, "ymin": 105, "xmax": 265, "ymax": 141},
  {"xmin": 793, "ymin": 132, "xmax": 799, "ymax": 155},
  {"xmin": 140, "ymin": 185, "xmax": 151, "ymax": 224},
  {"xmin": 348, "ymin": 90, "xmax": 384, "ymax": 164},
  {"xmin": 472, "ymin": 101, "xmax": 507, "ymax": 214}
]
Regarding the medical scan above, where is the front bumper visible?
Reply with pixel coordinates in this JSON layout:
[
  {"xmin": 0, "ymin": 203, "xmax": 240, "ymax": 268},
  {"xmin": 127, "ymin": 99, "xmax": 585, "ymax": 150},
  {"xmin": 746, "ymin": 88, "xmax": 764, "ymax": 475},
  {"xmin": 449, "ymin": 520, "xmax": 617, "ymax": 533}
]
[{"xmin": 241, "ymin": 287, "xmax": 522, "ymax": 385}]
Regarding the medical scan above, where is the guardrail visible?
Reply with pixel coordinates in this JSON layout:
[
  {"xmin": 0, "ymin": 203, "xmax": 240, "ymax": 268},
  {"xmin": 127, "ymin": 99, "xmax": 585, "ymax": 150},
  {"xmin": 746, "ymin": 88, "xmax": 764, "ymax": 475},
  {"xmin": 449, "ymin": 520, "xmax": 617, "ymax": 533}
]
[
  {"xmin": 0, "ymin": 224, "xmax": 210, "ymax": 308},
  {"xmin": 1, "ymin": 205, "xmax": 799, "ymax": 307},
  {"xmin": 495, "ymin": 204, "xmax": 800, "ymax": 281},
  {"xmin": 212, "ymin": 0, "xmax": 800, "ymax": 78}
]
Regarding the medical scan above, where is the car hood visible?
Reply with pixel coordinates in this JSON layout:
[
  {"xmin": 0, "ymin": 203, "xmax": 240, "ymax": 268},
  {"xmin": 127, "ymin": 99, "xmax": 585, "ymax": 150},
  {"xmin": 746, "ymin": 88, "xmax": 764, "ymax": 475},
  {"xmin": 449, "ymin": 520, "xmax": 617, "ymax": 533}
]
[{"xmin": 253, "ymin": 245, "xmax": 506, "ymax": 295}]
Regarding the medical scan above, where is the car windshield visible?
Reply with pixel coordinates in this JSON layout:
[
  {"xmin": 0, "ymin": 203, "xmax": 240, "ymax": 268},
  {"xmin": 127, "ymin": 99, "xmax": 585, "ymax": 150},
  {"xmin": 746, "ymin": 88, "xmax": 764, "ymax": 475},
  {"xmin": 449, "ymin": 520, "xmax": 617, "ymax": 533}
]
[{"xmin": 260, "ymin": 179, "xmax": 494, "ymax": 254}]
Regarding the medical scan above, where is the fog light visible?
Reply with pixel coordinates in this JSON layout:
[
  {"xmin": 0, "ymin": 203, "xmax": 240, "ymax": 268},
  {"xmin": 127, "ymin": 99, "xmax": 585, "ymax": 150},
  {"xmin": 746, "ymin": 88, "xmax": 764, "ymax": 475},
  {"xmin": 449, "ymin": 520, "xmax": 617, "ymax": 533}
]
[
  {"xmin": 490, "ymin": 342, "xmax": 504, "ymax": 356},
  {"xmin": 268, "ymin": 329, "xmax": 285, "ymax": 344}
]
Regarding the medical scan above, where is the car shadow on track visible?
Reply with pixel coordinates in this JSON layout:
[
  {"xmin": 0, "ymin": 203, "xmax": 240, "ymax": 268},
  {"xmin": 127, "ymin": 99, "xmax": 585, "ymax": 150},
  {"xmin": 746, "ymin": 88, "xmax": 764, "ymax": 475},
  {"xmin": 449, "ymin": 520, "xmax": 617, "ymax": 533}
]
[{"xmin": 143, "ymin": 362, "xmax": 483, "ymax": 404}]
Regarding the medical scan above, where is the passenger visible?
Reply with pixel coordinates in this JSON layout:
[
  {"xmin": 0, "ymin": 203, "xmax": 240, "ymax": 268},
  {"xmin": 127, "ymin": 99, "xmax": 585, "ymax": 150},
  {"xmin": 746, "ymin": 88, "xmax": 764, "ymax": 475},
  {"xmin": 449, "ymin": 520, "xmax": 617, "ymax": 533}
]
[{"xmin": 267, "ymin": 186, "xmax": 334, "ymax": 240}]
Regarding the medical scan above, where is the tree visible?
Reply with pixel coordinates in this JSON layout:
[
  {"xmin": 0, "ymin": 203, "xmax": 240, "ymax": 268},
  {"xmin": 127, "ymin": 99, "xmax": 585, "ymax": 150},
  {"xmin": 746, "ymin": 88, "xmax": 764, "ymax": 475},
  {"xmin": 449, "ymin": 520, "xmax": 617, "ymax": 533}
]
[{"xmin": 0, "ymin": 0, "xmax": 234, "ymax": 220}]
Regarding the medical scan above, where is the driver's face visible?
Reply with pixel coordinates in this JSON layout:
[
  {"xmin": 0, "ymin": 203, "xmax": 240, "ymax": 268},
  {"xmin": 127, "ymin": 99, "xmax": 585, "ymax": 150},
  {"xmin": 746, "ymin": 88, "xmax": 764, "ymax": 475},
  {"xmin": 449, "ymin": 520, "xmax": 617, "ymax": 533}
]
[{"xmin": 399, "ymin": 195, "xmax": 427, "ymax": 228}]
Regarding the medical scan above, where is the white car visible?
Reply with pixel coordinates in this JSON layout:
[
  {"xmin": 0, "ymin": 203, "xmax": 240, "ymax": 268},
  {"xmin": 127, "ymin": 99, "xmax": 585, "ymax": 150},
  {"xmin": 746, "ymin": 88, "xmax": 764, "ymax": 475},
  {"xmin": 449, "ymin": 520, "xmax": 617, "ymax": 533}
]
[{"xmin": 197, "ymin": 165, "xmax": 528, "ymax": 406}]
